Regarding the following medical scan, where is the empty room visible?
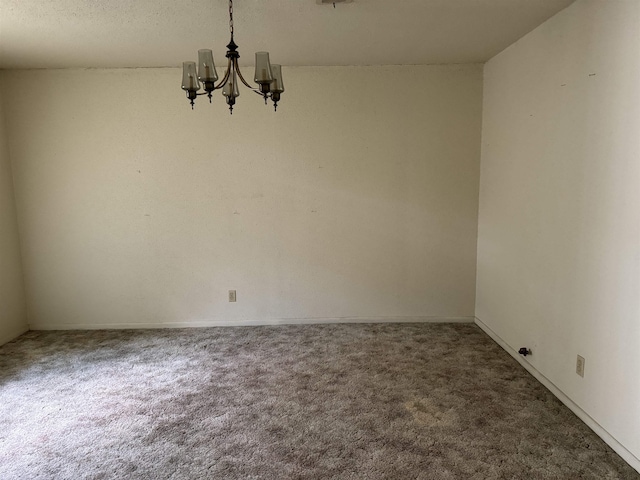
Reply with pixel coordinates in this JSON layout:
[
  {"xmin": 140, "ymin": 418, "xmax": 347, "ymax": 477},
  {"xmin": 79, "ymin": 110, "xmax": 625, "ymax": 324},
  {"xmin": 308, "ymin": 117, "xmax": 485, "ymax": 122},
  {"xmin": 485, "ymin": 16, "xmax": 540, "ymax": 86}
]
[{"xmin": 1, "ymin": 0, "xmax": 639, "ymax": 478}]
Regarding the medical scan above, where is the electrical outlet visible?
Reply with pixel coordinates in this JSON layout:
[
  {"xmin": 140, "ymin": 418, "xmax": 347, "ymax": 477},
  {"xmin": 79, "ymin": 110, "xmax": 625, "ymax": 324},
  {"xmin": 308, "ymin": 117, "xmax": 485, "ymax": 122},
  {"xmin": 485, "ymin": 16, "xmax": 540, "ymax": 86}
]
[
  {"xmin": 228, "ymin": 290, "xmax": 236, "ymax": 302},
  {"xmin": 576, "ymin": 355, "xmax": 585, "ymax": 377}
]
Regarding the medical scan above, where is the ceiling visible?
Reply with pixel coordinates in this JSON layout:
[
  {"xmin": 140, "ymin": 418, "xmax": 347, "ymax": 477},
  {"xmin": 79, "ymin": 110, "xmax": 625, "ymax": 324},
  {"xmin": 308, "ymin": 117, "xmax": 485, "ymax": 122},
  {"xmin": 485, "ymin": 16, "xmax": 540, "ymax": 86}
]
[{"xmin": 0, "ymin": 0, "xmax": 575, "ymax": 69}]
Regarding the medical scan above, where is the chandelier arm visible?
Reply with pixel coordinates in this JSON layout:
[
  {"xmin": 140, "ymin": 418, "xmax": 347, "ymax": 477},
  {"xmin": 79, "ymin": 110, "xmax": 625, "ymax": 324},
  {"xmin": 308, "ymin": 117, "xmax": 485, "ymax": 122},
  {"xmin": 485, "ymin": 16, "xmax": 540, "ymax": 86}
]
[
  {"xmin": 233, "ymin": 57, "xmax": 260, "ymax": 92},
  {"xmin": 213, "ymin": 58, "xmax": 233, "ymax": 90}
]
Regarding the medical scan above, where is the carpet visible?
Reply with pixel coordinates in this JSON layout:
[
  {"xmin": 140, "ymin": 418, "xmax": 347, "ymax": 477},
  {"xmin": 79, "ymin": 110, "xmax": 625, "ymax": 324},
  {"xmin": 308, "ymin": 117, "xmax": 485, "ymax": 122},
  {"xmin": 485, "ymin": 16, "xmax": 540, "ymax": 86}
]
[{"xmin": 0, "ymin": 323, "xmax": 637, "ymax": 479}]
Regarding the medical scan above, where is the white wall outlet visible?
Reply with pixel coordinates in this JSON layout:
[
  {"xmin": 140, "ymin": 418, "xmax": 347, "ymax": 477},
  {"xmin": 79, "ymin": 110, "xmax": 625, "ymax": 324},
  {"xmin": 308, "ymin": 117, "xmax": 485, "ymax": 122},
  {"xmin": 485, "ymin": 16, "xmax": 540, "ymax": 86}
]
[
  {"xmin": 228, "ymin": 290, "xmax": 236, "ymax": 302},
  {"xmin": 576, "ymin": 355, "xmax": 585, "ymax": 377}
]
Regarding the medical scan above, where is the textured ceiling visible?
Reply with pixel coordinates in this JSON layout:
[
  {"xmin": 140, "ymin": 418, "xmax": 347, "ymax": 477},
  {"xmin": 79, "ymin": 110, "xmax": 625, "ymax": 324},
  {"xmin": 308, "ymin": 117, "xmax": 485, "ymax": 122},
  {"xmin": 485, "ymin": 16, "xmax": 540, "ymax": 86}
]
[{"xmin": 0, "ymin": 0, "xmax": 575, "ymax": 69}]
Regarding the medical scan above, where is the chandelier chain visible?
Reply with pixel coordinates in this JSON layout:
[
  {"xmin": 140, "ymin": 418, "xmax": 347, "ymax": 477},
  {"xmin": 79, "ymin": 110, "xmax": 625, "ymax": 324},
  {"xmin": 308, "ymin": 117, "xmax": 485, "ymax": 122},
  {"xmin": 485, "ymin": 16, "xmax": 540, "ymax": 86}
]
[{"xmin": 229, "ymin": 0, "xmax": 234, "ymax": 37}]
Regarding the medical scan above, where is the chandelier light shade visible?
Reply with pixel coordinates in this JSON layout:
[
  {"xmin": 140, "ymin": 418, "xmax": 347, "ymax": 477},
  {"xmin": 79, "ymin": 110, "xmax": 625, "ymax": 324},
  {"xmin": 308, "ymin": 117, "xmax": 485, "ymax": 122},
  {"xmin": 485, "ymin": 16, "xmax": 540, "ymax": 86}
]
[
  {"xmin": 254, "ymin": 52, "xmax": 273, "ymax": 85},
  {"xmin": 269, "ymin": 64, "xmax": 285, "ymax": 105},
  {"xmin": 222, "ymin": 70, "xmax": 240, "ymax": 102},
  {"xmin": 181, "ymin": 62, "xmax": 200, "ymax": 93},
  {"xmin": 181, "ymin": 0, "xmax": 284, "ymax": 114},
  {"xmin": 197, "ymin": 49, "xmax": 218, "ymax": 83}
]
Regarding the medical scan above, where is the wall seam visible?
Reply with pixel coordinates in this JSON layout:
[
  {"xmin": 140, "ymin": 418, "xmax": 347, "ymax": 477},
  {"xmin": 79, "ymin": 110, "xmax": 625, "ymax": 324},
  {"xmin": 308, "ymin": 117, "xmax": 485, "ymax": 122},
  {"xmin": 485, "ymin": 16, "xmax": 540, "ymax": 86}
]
[{"xmin": 0, "ymin": 73, "xmax": 31, "ymax": 330}]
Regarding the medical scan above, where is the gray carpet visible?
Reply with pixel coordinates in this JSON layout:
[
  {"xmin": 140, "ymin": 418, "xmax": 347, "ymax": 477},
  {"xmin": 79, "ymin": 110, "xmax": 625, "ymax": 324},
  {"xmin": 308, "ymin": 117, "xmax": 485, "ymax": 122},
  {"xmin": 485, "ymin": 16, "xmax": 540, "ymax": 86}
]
[{"xmin": 0, "ymin": 323, "xmax": 637, "ymax": 479}]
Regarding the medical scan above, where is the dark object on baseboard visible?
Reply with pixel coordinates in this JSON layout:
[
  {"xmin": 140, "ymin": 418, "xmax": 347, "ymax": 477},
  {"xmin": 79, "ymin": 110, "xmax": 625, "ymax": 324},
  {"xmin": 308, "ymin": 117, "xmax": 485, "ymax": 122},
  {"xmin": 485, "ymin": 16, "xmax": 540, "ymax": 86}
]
[{"xmin": 518, "ymin": 347, "xmax": 532, "ymax": 356}]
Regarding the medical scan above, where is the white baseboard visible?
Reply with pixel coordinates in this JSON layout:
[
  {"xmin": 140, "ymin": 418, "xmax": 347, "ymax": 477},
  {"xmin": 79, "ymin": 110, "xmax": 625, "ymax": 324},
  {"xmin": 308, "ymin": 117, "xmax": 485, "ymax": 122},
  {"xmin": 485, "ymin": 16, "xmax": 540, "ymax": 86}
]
[
  {"xmin": 475, "ymin": 316, "xmax": 640, "ymax": 475},
  {"xmin": 28, "ymin": 316, "xmax": 474, "ymax": 331},
  {"xmin": 0, "ymin": 323, "xmax": 29, "ymax": 346}
]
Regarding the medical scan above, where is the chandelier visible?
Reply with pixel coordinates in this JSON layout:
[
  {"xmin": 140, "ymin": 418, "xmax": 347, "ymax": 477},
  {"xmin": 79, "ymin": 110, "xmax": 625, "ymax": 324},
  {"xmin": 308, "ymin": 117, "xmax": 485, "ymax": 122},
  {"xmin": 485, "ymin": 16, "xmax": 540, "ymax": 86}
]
[{"xmin": 180, "ymin": 0, "xmax": 285, "ymax": 114}]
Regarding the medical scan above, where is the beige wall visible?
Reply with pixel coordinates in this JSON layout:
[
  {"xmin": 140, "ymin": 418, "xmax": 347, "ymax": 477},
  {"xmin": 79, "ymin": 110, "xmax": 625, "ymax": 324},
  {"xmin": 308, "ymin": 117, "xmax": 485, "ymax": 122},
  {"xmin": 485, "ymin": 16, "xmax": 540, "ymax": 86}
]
[
  {"xmin": 1, "ymin": 64, "xmax": 483, "ymax": 329},
  {"xmin": 0, "ymin": 87, "xmax": 28, "ymax": 345},
  {"xmin": 477, "ymin": 0, "xmax": 640, "ymax": 468}
]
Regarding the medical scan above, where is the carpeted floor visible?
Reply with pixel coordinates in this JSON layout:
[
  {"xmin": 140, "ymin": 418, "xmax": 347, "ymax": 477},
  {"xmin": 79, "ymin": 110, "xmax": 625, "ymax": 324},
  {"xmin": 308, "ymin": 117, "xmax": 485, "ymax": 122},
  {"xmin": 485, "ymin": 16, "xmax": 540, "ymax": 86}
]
[{"xmin": 0, "ymin": 323, "xmax": 637, "ymax": 479}]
